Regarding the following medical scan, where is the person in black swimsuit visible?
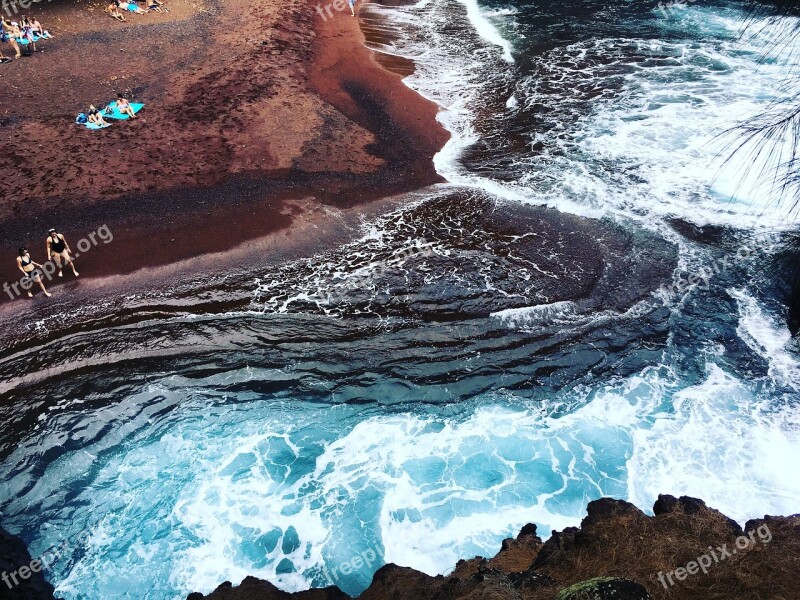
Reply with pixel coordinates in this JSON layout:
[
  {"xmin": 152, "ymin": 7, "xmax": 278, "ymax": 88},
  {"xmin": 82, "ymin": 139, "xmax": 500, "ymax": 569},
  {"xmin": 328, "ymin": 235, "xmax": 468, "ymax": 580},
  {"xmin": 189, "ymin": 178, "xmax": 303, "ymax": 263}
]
[
  {"xmin": 46, "ymin": 229, "xmax": 79, "ymax": 277},
  {"xmin": 16, "ymin": 248, "xmax": 51, "ymax": 298},
  {"xmin": 87, "ymin": 104, "xmax": 110, "ymax": 127}
]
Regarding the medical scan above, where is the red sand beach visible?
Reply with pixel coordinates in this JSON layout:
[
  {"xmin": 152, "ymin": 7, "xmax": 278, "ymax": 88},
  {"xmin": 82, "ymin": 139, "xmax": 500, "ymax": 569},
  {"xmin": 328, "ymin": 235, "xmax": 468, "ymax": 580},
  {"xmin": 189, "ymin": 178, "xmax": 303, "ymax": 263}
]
[{"xmin": 0, "ymin": 0, "xmax": 448, "ymax": 305}]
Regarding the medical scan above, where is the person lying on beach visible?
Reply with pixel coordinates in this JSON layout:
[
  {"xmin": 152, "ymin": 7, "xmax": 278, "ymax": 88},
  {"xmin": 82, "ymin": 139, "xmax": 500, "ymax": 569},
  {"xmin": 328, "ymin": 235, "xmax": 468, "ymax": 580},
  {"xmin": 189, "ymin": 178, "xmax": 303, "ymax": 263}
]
[
  {"xmin": 17, "ymin": 248, "xmax": 51, "ymax": 298},
  {"xmin": 87, "ymin": 105, "xmax": 109, "ymax": 127},
  {"xmin": 106, "ymin": 2, "xmax": 126, "ymax": 20},
  {"xmin": 114, "ymin": 95, "xmax": 138, "ymax": 118},
  {"xmin": 148, "ymin": 0, "xmax": 163, "ymax": 12},
  {"xmin": 118, "ymin": 0, "xmax": 147, "ymax": 14},
  {"xmin": 46, "ymin": 229, "xmax": 79, "ymax": 278}
]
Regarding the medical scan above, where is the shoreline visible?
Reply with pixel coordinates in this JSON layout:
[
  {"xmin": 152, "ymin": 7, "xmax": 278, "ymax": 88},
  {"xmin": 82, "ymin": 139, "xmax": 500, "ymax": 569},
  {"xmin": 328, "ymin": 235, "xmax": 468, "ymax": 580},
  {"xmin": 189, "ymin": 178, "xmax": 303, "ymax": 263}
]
[
  {"xmin": 0, "ymin": 0, "xmax": 448, "ymax": 313},
  {"xmin": 4, "ymin": 494, "xmax": 796, "ymax": 600},
  {"xmin": 183, "ymin": 495, "xmax": 800, "ymax": 600}
]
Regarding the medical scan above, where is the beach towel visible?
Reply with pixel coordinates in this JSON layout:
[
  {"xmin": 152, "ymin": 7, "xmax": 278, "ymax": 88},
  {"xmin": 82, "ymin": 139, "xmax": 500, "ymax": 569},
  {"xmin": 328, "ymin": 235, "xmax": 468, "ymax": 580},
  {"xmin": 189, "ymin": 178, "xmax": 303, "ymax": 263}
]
[
  {"xmin": 84, "ymin": 121, "xmax": 111, "ymax": 130},
  {"xmin": 14, "ymin": 34, "xmax": 43, "ymax": 45},
  {"xmin": 103, "ymin": 101, "xmax": 144, "ymax": 120}
]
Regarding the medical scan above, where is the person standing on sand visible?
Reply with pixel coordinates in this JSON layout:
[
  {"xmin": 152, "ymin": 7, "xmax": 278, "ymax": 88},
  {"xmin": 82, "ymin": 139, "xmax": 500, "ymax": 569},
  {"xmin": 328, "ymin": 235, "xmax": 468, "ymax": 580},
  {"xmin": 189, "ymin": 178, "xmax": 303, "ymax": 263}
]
[
  {"xmin": 1, "ymin": 19, "xmax": 22, "ymax": 59},
  {"xmin": 20, "ymin": 17, "xmax": 36, "ymax": 52},
  {"xmin": 46, "ymin": 229, "xmax": 79, "ymax": 278},
  {"xmin": 348, "ymin": 0, "xmax": 356, "ymax": 16},
  {"xmin": 16, "ymin": 249, "xmax": 51, "ymax": 298}
]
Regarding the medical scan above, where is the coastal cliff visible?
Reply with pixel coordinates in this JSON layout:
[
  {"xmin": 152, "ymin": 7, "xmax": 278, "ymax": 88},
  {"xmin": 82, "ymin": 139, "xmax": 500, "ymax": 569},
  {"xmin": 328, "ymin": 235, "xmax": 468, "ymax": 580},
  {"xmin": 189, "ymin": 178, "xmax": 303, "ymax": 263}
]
[{"xmin": 180, "ymin": 495, "xmax": 799, "ymax": 600}]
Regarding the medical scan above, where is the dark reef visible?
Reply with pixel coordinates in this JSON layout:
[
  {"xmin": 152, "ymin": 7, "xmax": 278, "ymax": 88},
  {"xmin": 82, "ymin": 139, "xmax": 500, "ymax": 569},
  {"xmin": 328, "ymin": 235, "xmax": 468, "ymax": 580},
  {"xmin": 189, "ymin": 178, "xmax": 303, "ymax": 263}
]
[{"xmin": 0, "ymin": 527, "xmax": 58, "ymax": 600}]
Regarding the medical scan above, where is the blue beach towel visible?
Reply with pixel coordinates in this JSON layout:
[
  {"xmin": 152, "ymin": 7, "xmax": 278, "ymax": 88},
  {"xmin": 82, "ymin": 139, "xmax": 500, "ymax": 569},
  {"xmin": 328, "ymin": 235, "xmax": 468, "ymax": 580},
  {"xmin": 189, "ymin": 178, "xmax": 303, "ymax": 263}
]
[
  {"xmin": 14, "ymin": 35, "xmax": 44, "ymax": 45},
  {"xmin": 84, "ymin": 121, "xmax": 111, "ymax": 130},
  {"xmin": 103, "ymin": 101, "xmax": 144, "ymax": 120},
  {"xmin": 124, "ymin": 3, "xmax": 142, "ymax": 11}
]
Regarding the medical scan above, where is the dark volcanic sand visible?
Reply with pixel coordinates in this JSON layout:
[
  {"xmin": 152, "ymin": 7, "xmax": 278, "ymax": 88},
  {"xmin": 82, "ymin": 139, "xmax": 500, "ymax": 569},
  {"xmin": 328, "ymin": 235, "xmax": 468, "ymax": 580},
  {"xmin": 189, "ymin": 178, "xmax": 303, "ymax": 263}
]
[{"xmin": 0, "ymin": 0, "xmax": 448, "ymax": 303}]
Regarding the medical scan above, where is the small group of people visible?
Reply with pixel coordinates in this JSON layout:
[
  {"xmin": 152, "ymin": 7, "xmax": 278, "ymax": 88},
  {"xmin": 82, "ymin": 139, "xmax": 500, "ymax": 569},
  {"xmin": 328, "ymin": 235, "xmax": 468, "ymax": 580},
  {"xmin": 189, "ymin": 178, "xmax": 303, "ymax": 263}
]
[
  {"xmin": 86, "ymin": 94, "xmax": 137, "ymax": 127},
  {"xmin": 1, "ymin": 16, "xmax": 51, "ymax": 61},
  {"xmin": 78, "ymin": 94, "xmax": 141, "ymax": 128},
  {"xmin": 106, "ymin": 0, "xmax": 164, "ymax": 21},
  {"xmin": 15, "ymin": 230, "xmax": 79, "ymax": 298}
]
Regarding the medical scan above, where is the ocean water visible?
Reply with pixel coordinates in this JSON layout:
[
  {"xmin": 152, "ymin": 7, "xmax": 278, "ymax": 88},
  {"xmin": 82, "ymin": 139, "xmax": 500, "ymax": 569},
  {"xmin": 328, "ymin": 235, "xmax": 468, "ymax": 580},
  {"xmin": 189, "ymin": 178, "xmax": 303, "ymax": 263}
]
[{"xmin": 1, "ymin": 0, "xmax": 799, "ymax": 598}]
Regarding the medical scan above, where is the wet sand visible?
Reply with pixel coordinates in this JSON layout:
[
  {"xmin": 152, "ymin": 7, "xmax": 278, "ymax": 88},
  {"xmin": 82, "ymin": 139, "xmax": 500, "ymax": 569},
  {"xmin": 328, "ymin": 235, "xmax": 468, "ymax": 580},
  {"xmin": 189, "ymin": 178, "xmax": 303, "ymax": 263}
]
[{"xmin": 0, "ymin": 0, "xmax": 448, "ymax": 310}]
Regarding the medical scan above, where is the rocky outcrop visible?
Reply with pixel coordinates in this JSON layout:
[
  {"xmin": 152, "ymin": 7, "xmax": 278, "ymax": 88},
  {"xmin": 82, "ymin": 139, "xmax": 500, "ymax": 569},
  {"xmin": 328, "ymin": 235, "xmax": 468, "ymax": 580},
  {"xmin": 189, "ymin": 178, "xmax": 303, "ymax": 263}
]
[
  {"xmin": 186, "ymin": 576, "xmax": 348, "ymax": 600},
  {"xmin": 3, "ymin": 496, "xmax": 797, "ymax": 600},
  {"xmin": 0, "ymin": 526, "xmax": 57, "ymax": 600},
  {"xmin": 188, "ymin": 495, "xmax": 800, "ymax": 600}
]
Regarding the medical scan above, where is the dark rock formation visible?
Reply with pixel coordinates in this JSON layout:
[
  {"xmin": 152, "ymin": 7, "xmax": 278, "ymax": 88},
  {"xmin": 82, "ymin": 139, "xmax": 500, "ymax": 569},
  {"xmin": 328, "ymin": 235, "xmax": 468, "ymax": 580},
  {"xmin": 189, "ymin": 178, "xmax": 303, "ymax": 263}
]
[
  {"xmin": 187, "ymin": 495, "xmax": 800, "ymax": 600},
  {"xmin": 0, "ymin": 526, "xmax": 57, "ymax": 600},
  {"xmin": 186, "ymin": 576, "xmax": 348, "ymax": 600},
  {"xmin": 555, "ymin": 577, "xmax": 651, "ymax": 600}
]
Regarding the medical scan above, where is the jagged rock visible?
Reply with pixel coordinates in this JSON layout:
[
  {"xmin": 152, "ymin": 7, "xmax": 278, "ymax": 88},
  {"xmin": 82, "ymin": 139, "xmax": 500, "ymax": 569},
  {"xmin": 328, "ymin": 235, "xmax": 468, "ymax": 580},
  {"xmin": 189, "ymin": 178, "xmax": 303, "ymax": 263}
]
[
  {"xmin": 186, "ymin": 576, "xmax": 348, "ymax": 599},
  {"xmin": 359, "ymin": 564, "xmax": 445, "ymax": 600},
  {"xmin": 517, "ymin": 523, "xmax": 539, "ymax": 539},
  {"xmin": 583, "ymin": 498, "xmax": 644, "ymax": 527},
  {"xmin": 492, "ymin": 523, "xmax": 543, "ymax": 573},
  {"xmin": 555, "ymin": 577, "xmax": 651, "ymax": 600},
  {"xmin": 652, "ymin": 494, "xmax": 742, "ymax": 536},
  {"xmin": 0, "ymin": 526, "xmax": 57, "ymax": 600},
  {"xmin": 507, "ymin": 565, "xmax": 555, "ymax": 591},
  {"xmin": 531, "ymin": 527, "xmax": 580, "ymax": 569},
  {"xmin": 432, "ymin": 565, "xmax": 521, "ymax": 600}
]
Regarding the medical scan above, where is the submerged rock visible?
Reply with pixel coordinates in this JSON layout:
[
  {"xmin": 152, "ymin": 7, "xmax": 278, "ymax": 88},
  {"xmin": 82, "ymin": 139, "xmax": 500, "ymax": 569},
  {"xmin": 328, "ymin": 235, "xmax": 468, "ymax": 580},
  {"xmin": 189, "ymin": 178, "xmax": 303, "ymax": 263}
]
[{"xmin": 0, "ymin": 525, "xmax": 57, "ymax": 600}]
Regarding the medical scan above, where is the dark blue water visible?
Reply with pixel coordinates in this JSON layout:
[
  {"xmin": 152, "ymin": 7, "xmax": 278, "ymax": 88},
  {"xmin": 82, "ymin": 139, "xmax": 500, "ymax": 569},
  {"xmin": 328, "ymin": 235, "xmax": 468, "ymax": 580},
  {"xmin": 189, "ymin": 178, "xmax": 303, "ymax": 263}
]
[{"xmin": 0, "ymin": 0, "xmax": 798, "ymax": 598}]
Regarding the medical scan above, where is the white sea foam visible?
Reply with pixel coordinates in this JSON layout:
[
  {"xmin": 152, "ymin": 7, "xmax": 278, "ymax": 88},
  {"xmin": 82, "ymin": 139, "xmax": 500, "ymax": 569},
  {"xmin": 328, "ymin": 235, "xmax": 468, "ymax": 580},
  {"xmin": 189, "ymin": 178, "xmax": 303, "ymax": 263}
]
[
  {"xmin": 14, "ymin": 359, "xmax": 793, "ymax": 599},
  {"xmin": 490, "ymin": 301, "xmax": 578, "ymax": 327},
  {"xmin": 730, "ymin": 288, "xmax": 800, "ymax": 389},
  {"xmin": 456, "ymin": 0, "xmax": 514, "ymax": 62},
  {"xmin": 369, "ymin": 0, "xmax": 800, "ymax": 229},
  {"xmin": 627, "ymin": 363, "xmax": 800, "ymax": 522},
  {"xmin": 5, "ymin": 4, "xmax": 800, "ymax": 600}
]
